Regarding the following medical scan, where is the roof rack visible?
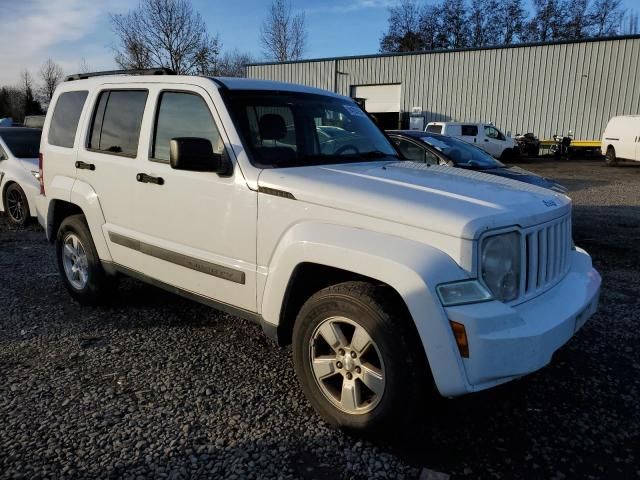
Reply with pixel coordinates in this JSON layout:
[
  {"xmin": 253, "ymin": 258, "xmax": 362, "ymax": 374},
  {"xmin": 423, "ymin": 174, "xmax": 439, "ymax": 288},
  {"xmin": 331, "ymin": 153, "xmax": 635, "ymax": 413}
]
[{"xmin": 64, "ymin": 68, "xmax": 176, "ymax": 82}]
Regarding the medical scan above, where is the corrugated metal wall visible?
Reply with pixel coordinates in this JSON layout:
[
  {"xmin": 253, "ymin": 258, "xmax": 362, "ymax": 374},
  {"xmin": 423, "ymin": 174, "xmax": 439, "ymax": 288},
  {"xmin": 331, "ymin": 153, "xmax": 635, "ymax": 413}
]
[{"xmin": 246, "ymin": 37, "xmax": 640, "ymax": 140}]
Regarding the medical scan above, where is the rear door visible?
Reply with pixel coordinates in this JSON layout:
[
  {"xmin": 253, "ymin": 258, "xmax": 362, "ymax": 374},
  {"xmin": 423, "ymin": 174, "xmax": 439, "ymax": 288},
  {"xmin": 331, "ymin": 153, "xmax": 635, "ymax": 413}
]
[
  {"xmin": 459, "ymin": 124, "xmax": 479, "ymax": 146},
  {"xmin": 75, "ymin": 86, "xmax": 149, "ymax": 265}
]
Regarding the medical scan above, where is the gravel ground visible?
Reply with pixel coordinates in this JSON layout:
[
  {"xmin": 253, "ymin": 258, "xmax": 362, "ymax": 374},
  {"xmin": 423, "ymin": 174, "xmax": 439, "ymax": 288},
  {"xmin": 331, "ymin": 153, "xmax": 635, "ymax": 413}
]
[{"xmin": 1, "ymin": 158, "xmax": 639, "ymax": 479}]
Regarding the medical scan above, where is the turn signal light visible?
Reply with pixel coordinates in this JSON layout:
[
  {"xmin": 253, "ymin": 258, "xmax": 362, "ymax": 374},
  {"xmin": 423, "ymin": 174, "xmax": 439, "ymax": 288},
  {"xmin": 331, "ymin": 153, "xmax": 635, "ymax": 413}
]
[{"xmin": 450, "ymin": 321, "xmax": 469, "ymax": 358}]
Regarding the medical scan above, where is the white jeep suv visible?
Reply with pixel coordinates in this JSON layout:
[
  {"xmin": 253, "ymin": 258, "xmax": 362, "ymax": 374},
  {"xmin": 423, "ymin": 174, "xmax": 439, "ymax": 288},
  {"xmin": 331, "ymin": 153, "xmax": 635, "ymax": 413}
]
[{"xmin": 36, "ymin": 70, "xmax": 601, "ymax": 432}]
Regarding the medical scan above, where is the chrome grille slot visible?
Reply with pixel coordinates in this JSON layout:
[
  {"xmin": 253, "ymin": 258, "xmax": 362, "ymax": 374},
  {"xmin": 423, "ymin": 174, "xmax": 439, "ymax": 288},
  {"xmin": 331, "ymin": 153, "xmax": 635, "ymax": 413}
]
[{"xmin": 520, "ymin": 214, "xmax": 572, "ymax": 302}]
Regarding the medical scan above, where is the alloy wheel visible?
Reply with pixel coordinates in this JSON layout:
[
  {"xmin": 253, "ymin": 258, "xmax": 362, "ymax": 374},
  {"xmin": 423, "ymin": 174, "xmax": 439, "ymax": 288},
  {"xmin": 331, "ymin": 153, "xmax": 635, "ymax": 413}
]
[
  {"xmin": 62, "ymin": 233, "xmax": 89, "ymax": 290},
  {"xmin": 309, "ymin": 316, "xmax": 386, "ymax": 415}
]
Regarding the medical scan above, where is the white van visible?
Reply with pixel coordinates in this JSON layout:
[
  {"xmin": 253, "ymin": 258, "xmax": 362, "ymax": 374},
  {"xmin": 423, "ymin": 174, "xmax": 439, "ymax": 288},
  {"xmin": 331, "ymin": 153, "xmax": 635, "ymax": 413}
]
[
  {"xmin": 601, "ymin": 115, "xmax": 640, "ymax": 166},
  {"xmin": 426, "ymin": 122, "xmax": 519, "ymax": 160}
]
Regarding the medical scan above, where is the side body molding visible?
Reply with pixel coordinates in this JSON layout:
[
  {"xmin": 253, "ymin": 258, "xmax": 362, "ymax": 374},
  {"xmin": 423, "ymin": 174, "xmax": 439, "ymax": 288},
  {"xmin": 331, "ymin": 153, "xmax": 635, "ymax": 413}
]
[{"xmin": 259, "ymin": 222, "xmax": 473, "ymax": 396}]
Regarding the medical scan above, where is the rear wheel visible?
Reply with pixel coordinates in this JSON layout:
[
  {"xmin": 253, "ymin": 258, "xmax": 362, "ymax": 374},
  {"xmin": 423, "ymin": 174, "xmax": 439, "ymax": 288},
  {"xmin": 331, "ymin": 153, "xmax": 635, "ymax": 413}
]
[
  {"xmin": 292, "ymin": 281, "xmax": 428, "ymax": 432},
  {"xmin": 605, "ymin": 146, "xmax": 618, "ymax": 166},
  {"xmin": 3, "ymin": 183, "xmax": 30, "ymax": 226},
  {"xmin": 56, "ymin": 214, "xmax": 117, "ymax": 305}
]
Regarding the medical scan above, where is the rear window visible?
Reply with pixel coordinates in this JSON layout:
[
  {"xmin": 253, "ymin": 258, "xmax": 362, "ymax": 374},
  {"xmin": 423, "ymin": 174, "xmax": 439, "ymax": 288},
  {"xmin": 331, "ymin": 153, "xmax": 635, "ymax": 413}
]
[
  {"xmin": 48, "ymin": 91, "xmax": 88, "ymax": 148},
  {"xmin": 0, "ymin": 130, "xmax": 42, "ymax": 158},
  {"xmin": 426, "ymin": 124, "xmax": 442, "ymax": 134},
  {"xmin": 461, "ymin": 125, "xmax": 478, "ymax": 136},
  {"xmin": 88, "ymin": 90, "xmax": 148, "ymax": 157}
]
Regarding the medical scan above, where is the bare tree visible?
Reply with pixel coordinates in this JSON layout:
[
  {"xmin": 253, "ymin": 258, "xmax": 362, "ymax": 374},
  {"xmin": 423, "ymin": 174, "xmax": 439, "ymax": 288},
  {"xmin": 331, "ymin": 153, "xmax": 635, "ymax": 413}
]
[
  {"xmin": 588, "ymin": 0, "xmax": 625, "ymax": 36},
  {"xmin": 39, "ymin": 59, "xmax": 64, "ymax": 104},
  {"xmin": 440, "ymin": 0, "xmax": 471, "ymax": 48},
  {"xmin": 110, "ymin": 0, "xmax": 221, "ymax": 74},
  {"xmin": 380, "ymin": 0, "xmax": 426, "ymax": 53},
  {"xmin": 499, "ymin": 0, "xmax": 528, "ymax": 44},
  {"xmin": 525, "ymin": 0, "xmax": 566, "ymax": 42},
  {"xmin": 78, "ymin": 57, "xmax": 92, "ymax": 73},
  {"xmin": 469, "ymin": 0, "xmax": 503, "ymax": 47},
  {"xmin": 563, "ymin": 0, "xmax": 591, "ymax": 39},
  {"xmin": 19, "ymin": 70, "xmax": 43, "ymax": 120},
  {"xmin": 260, "ymin": 0, "xmax": 306, "ymax": 61},
  {"xmin": 212, "ymin": 50, "xmax": 253, "ymax": 77}
]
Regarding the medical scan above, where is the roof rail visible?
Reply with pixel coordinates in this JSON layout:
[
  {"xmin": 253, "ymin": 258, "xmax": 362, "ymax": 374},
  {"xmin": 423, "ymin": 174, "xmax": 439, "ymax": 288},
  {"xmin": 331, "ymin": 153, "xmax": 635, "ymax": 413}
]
[{"xmin": 64, "ymin": 68, "xmax": 176, "ymax": 82}]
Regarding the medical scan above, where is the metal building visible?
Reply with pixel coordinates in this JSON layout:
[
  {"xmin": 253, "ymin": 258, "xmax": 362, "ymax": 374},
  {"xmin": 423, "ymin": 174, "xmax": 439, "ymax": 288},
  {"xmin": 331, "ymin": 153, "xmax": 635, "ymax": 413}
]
[{"xmin": 246, "ymin": 35, "xmax": 640, "ymax": 140}]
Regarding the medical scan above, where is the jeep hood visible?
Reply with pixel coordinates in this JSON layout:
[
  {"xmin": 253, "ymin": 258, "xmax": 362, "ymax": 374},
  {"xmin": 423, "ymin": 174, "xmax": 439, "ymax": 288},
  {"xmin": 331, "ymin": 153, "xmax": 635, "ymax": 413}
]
[{"xmin": 257, "ymin": 161, "xmax": 571, "ymax": 240}]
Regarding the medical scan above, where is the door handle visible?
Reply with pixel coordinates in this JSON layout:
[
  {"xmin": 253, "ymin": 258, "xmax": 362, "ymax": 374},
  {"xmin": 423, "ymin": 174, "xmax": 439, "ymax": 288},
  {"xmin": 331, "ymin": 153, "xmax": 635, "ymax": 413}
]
[
  {"xmin": 75, "ymin": 161, "xmax": 95, "ymax": 171},
  {"xmin": 484, "ymin": 138, "xmax": 489, "ymax": 142},
  {"xmin": 136, "ymin": 173, "xmax": 164, "ymax": 185}
]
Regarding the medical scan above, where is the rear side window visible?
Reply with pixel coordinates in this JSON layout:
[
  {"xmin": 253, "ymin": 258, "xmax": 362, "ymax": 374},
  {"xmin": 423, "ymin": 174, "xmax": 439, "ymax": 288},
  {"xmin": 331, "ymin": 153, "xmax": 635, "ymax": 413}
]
[
  {"xmin": 48, "ymin": 91, "xmax": 88, "ymax": 148},
  {"xmin": 426, "ymin": 124, "xmax": 442, "ymax": 134},
  {"xmin": 89, "ymin": 90, "xmax": 148, "ymax": 157},
  {"xmin": 152, "ymin": 91, "xmax": 223, "ymax": 162},
  {"xmin": 461, "ymin": 125, "xmax": 478, "ymax": 136}
]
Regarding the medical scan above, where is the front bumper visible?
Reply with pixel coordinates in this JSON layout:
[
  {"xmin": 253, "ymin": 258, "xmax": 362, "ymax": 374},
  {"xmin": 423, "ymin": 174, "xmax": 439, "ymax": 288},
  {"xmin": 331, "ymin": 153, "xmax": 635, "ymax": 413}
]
[{"xmin": 444, "ymin": 247, "xmax": 601, "ymax": 392}]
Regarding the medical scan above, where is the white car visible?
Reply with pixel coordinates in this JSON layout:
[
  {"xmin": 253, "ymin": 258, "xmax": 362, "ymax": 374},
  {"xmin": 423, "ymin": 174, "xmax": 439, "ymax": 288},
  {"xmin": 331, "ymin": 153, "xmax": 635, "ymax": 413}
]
[
  {"xmin": 35, "ymin": 71, "xmax": 601, "ymax": 433},
  {"xmin": 426, "ymin": 121, "xmax": 519, "ymax": 160},
  {"xmin": 601, "ymin": 115, "xmax": 640, "ymax": 166},
  {"xmin": 0, "ymin": 127, "xmax": 42, "ymax": 226}
]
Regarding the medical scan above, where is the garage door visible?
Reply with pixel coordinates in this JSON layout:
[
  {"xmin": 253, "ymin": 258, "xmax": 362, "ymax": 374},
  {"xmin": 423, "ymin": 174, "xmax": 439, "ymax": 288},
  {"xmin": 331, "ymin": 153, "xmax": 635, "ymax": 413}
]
[{"xmin": 351, "ymin": 84, "xmax": 401, "ymax": 113}]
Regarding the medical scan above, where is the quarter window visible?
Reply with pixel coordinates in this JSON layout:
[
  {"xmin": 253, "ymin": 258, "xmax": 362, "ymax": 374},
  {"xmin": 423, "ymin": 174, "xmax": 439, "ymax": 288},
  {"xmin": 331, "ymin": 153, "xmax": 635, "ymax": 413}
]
[
  {"xmin": 88, "ymin": 90, "xmax": 148, "ymax": 157},
  {"xmin": 48, "ymin": 91, "xmax": 88, "ymax": 148},
  {"xmin": 153, "ymin": 91, "xmax": 224, "ymax": 162},
  {"xmin": 426, "ymin": 124, "xmax": 442, "ymax": 134}
]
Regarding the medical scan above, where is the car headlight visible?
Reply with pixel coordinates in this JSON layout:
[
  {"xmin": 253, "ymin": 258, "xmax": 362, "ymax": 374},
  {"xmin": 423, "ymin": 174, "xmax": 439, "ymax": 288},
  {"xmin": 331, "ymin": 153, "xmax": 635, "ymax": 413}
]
[
  {"xmin": 481, "ymin": 232, "xmax": 521, "ymax": 302},
  {"xmin": 437, "ymin": 280, "xmax": 493, "ymax": 306}
]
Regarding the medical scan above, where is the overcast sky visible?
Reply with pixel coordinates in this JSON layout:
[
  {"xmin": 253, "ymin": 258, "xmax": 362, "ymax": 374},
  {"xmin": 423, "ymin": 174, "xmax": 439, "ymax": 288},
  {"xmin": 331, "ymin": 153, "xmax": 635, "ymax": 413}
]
[{"xmin": 0, "ymin": 0, "xmax": 637, "ymax": 86}]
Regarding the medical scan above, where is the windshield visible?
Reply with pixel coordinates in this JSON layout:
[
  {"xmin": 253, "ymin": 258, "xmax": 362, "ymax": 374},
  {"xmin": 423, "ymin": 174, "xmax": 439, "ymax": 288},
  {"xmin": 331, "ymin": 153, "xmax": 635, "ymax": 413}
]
[
  {"xmin": 225, "ymin": 90, "xmax": 398, "ymax": 167},
  {"xmin": 0, "ymin": 129, "xmax": 41, "ymax": 158},
  {"xmin": 420, "ymin": 134, "xmax": 504, "ymax": 168}
]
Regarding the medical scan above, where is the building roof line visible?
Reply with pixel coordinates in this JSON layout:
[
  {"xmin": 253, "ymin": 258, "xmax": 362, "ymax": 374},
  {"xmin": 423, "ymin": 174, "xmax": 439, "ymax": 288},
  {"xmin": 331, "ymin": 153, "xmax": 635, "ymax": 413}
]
[{"xmin": 246, "ymin": 34, "xmax": 640, "ymax": 67}]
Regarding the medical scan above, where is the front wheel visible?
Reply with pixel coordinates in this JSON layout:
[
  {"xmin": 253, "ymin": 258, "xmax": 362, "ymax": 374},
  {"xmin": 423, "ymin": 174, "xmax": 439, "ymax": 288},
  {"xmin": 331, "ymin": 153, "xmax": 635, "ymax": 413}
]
[
  {"xmin": 56, "ymin": 214, "xmax": 117, "ymax": 305},
  {"xmin": 3, "ymin": 183, "xmax": 30, "ymax": 226},
  {"xmin": 292, "ymin": 281, "xmax": 428, "ymax": 432}
]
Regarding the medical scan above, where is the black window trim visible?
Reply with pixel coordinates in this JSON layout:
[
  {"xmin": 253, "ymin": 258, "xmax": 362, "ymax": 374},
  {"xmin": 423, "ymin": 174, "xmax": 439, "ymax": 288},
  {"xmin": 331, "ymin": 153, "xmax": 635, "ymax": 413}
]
[
  {"xmin": 85, "ymin": 88, "xmax": 149, "ymax": 159},
  {"xmin": 148, "ymin": 89, "xmax": 221, "ymax": 165},
  {"xmin": 47, "ymin": 90, "xmax": 89, "ymax": 149}
]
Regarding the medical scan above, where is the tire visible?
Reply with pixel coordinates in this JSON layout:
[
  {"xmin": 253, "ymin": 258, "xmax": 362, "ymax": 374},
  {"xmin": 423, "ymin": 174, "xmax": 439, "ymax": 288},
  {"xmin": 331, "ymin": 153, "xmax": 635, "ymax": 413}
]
[
  {"xmin": 605, "ymin": 146, "xmax": 618, "ymax": 167},
  {"xmin": 500, "ymin": 148, "xmax": 513, "ymax": 162},
  {"xmin": 3, "ymin": 183, "xmax": 30, "ymax": 226},
  {"xmin": 55, "ymin": 214, "xmax": 117, "ymax": 305},
  {"xmin": 292, "ymin": 281, "xmax": 429, "ymax": 433}
]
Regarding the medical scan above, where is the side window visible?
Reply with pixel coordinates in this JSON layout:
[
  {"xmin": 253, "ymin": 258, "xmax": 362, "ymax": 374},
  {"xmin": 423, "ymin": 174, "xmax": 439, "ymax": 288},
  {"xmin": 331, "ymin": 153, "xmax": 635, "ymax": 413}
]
[
  {"xmin": 48, "ymin": 91, "xmax": 88, "ymax": 148},
  {"xmin": 461, "ymin": 125, "xmax": 478, "ymax": 136},
  {"xmin": 88, "ymin": 90, "xmax": 148, "ymax": 157},
  {"xmin": 153, "ymin": 91, "xmax": 224, "ymax": 162},
  {"xmin": 484, "ymin": 126, "xmax": 502, "ymax": 140},
  {"xmin": 426, "ymin": 124, "xmax": 442, "ymax": 134},
  {"xmin": 395, "ymin": 138, "xmax": 427, "ymax": 163}
]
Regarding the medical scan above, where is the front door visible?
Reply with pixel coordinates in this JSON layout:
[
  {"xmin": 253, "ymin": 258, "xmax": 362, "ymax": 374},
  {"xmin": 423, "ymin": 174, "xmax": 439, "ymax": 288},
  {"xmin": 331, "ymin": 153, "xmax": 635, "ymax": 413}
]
[
  {"xmin": 483, "ymin": 125, "xmax": 506, "ymax": 158},
  {"xmin": 124, "ymin": 85, "xmax": 257, "ymax": 312}
]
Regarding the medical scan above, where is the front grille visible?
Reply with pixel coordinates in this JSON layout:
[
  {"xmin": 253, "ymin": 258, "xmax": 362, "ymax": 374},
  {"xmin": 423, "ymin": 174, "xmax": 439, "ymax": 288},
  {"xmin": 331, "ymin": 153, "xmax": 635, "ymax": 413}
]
[{"xmin": 519, "ymin": 215, "xmax": 572, "ymax": 301}]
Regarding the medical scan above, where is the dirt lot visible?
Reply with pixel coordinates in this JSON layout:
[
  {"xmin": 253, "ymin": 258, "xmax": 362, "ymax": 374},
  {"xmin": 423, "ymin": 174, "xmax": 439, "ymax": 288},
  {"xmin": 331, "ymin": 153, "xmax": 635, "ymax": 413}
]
[{"xmin": 1, "ymin": 158, "xmax": 638, "ymax": 479}]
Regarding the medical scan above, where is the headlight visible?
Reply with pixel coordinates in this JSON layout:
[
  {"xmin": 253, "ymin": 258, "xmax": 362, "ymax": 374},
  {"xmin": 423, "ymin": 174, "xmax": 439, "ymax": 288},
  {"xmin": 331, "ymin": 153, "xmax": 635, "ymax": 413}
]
[
  {"xmin": 481, "ymin": 232, "xmax": 521, "ymax": 302},
  {"xmin": 437, "ymin": 280, "xmax": 492, "ymax": 306}
]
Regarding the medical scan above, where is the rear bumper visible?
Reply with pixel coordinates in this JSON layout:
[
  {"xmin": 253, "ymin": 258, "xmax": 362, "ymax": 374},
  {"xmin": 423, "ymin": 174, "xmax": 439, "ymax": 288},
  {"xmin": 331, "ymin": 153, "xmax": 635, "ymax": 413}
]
[{"xmin": 443, "ymin": 247, "xmax": 600, "ymax": 393}]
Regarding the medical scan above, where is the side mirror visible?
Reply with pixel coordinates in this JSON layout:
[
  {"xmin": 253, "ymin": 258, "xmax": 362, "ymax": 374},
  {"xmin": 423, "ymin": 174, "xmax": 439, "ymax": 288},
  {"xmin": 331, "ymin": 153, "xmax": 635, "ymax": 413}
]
[
  {"xmin": 507, "ymin": 131, "xmax": 512, "ymax": 137},
  {"xmin": 170, "ymin": 137, "xmax": 232, "ymax": 176}
]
